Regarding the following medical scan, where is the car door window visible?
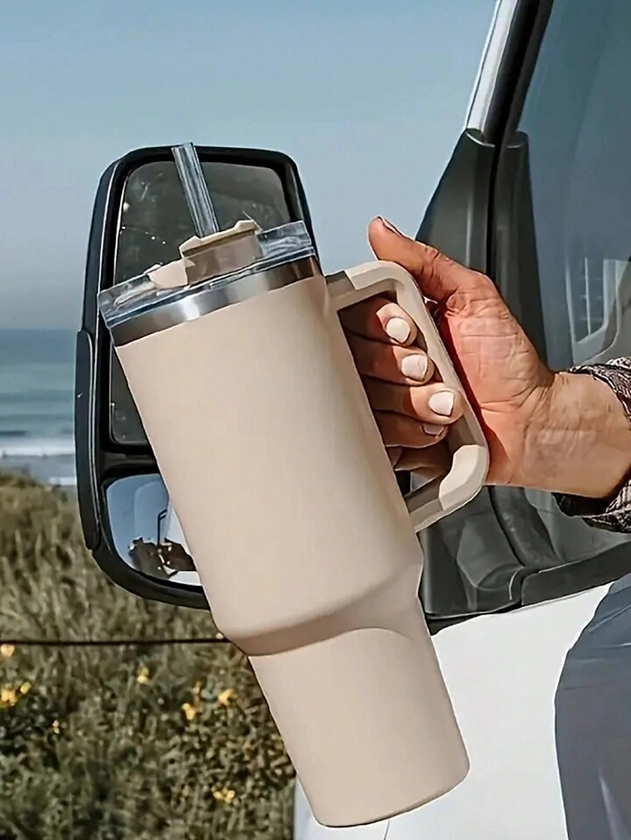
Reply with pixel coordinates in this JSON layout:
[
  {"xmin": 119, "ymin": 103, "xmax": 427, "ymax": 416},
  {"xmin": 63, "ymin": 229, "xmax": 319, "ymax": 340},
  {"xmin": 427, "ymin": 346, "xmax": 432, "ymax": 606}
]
[{"xmin": 501, "ymin": 0, "xmax": 631, "ymax": 565}]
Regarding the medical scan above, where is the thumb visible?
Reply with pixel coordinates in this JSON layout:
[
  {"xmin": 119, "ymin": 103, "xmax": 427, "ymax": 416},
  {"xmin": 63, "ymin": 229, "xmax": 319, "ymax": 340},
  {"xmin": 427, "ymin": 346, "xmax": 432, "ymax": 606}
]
[{"xmin": 368, "ymin": 216, "xmax": 495, "ymax": 308}]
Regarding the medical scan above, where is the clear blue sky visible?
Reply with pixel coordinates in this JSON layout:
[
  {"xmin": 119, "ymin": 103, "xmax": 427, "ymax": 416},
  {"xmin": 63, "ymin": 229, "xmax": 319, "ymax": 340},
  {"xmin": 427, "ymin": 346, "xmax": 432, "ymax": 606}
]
[{"xmin": 0, "ymin": 0, "xmax": 495, "ymax": 328}]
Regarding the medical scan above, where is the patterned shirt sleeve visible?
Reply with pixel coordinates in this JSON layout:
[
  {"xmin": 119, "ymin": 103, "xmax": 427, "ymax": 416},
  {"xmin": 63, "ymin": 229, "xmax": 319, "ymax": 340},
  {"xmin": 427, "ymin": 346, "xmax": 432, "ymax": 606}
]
[{"xmin": 553, "ymin": 357, "xmax": 631, "ymax": 532}]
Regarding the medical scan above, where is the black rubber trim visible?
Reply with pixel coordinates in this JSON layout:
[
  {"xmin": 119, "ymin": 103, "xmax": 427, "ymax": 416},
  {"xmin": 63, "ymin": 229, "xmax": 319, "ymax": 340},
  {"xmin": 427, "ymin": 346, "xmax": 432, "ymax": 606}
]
[
  {"xmin": 489, "ymin": 132, "xmax": 547, "ymax": 356},
  {"xmin": 522, "ymin": 543, "xmax": 631, "ymax": 606},
  {"xmin": 74, "ymin": 329, "xmax": 98, "ymax": 551},
  {"xmin": 417, "ymin": 128, "xmax": 496, "ymax": 272}
]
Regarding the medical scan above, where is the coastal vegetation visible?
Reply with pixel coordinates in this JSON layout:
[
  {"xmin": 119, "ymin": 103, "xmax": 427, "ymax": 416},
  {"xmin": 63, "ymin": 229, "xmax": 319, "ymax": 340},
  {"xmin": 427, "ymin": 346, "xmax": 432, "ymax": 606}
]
[{"xmin": 0, "ymin": 473, "xmax": 293, "ymax": 839}]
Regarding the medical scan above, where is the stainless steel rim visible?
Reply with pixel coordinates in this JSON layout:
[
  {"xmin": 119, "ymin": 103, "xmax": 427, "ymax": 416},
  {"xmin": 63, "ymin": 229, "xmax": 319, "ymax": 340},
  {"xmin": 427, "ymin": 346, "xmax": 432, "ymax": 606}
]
[{"xmin": 110, "ymin": 256, "xmax": 320, "ymax": 346}]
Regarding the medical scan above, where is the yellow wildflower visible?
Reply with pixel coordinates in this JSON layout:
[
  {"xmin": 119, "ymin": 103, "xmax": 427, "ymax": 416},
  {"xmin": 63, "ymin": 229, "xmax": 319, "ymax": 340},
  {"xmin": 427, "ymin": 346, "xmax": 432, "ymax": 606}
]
[
  {"xmin": 181, "ymin": 701, "xmax": 198, "ymax": 722},
  {"xmin": 0, "ymin": 686, "xmax": 19, "ymax": 708},
  {"xmin": 136, "ymin": 666, "xmax": 150, "ymax": 685},
  {"xmin": 19, "ymin": 681, "xmax": 32, "ymax": 696},
  {"xmin": 212, "ymin": 786, "xmax": 236, "ymax": 804},
  {"xmin": 217, "ymin": 688, "xmax": 236, "ymax": 707},
  {"xmin": 51, "ymin": 720, "xmax": 61, "ymax": 735},
  {"xmin": 0, "ymin": 644, "xmax": 15, "ymax": 658}
]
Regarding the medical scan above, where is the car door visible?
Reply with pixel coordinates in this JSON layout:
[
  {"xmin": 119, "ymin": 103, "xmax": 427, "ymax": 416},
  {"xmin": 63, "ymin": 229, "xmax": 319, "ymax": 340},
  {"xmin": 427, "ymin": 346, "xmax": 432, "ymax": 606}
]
[
  {"xmin": 415, "ymin": 0, "xmax": 631, "ymax": 633},
  {"xmin": 297, "ymin": 0, "xmax": 631, "ymax": 837}
]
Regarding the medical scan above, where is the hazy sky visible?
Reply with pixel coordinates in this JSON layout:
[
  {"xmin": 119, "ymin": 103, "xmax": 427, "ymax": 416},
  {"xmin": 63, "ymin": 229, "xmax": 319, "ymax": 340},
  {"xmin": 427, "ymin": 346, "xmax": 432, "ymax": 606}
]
[{"xmin": 0, "ymin": 0, "xmax": 495, "ymax": 328}]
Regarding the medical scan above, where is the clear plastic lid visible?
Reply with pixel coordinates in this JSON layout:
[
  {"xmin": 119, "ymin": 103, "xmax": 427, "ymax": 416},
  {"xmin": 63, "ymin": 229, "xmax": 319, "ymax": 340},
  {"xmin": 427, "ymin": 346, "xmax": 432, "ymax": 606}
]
[{"xmin": 98, "ymin": 220, "xmax": 316, "ymax": 330}]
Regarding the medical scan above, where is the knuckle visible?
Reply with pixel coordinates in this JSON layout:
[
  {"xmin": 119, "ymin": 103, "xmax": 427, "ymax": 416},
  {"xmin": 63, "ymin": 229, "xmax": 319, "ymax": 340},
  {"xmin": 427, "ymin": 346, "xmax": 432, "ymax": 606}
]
[
  {"xmin": 421, "ymin": 244, "xmax": 451, "ymax": 281},
  {"xmin": 372, "ymin": 345, "xmax": 398, "ymax": 381},
  {"xmin": 422, "ymin": 244, "xmax": 443, "ymax": 265},
  {"xmin": 357, "ymin": 338, "xmax": 402, "ymax": 383}
]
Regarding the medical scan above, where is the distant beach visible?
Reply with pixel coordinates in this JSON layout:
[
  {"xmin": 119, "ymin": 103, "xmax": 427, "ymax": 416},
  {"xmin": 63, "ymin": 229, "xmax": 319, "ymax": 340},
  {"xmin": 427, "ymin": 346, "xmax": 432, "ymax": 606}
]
[{"xmin": 0, "ymin": 329, "xmax": 76, "ymax": 488}]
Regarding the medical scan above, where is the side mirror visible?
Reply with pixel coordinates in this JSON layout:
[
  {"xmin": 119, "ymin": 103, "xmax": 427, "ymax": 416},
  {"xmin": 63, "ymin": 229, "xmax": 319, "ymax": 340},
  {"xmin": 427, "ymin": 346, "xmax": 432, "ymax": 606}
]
[{"xmin": 75, "ymin": 144, "xmax": 317, "ymax": 609}]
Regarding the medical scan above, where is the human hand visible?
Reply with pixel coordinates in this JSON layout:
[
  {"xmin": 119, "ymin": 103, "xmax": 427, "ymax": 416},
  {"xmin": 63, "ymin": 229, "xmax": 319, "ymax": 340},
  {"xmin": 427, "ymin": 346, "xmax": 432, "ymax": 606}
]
[{"xmin": 341, "ymin": 217, "xmax": 554, "ymax": 487}]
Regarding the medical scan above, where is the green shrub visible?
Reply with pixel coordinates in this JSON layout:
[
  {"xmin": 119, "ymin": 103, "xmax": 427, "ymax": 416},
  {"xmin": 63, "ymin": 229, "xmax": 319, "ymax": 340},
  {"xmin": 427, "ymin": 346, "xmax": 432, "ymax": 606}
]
[{"xmin": 0, "ymin": 473, "xmax": 294, "ymax": 839}]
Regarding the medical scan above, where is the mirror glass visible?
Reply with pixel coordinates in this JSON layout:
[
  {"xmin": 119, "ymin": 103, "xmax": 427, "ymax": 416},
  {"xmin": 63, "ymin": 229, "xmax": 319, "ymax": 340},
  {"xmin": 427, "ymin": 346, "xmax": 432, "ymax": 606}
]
[
  {"xmin": 106, "ymin": 474, "xmax": 201, "ymax": 586},
  {"xmin": 109, "ymin": 160, "xmax": 292, "ymax": 446}
]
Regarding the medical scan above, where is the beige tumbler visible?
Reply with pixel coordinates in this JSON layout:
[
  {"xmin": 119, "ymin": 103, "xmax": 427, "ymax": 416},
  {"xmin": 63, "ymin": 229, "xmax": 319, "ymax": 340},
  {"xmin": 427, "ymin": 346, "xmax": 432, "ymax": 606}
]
[{"xmin": 99, "ymin": 219, "xmax": 489, "ymax": 828}]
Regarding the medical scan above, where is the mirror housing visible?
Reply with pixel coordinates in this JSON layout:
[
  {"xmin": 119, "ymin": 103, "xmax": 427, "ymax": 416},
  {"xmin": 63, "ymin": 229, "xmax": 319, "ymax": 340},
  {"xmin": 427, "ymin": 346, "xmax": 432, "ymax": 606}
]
[{"xmin": 75, "ymin": 144, "xmax": 317, "ymax": 609}]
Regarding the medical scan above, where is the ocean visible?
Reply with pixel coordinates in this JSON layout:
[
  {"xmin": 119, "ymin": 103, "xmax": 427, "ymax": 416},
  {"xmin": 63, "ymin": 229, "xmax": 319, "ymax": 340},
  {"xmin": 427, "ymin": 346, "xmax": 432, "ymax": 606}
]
[{"xmin": 0, "ymin": 329, "xmax": 76, "ymax": 487}]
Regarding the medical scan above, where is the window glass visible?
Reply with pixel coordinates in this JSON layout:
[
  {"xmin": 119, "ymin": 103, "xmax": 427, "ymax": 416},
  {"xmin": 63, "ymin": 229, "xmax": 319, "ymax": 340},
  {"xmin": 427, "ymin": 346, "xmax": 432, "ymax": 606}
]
[
  {"xmin": 519, "ymin": 0, "xmax": 631, "ymax": 369},
  {"xmin": 509, "ymin": 0, "xmax": 631, "ymax": 564}
]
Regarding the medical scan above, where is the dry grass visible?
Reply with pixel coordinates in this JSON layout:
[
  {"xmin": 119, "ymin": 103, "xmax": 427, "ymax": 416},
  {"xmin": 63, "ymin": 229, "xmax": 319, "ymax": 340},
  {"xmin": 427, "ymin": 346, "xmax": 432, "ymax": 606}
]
[{"xmin": 0, "ymin": 473, "xmax": 294, "ymax": 840}]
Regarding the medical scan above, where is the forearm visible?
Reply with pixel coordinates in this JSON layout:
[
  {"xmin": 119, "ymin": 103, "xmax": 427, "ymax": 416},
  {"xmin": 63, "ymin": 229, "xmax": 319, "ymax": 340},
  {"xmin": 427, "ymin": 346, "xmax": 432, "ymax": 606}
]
[{"xmin": 522, "ymin": 368, "xmax": 631, "ymax": 499}]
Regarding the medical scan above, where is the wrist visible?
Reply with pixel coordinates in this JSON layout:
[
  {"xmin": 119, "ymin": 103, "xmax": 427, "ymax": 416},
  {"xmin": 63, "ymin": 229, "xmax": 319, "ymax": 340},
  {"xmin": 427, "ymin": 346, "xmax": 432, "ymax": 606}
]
[{"xmin": 519, "ymin": 370, "xmax": 631, "ymax": 499}]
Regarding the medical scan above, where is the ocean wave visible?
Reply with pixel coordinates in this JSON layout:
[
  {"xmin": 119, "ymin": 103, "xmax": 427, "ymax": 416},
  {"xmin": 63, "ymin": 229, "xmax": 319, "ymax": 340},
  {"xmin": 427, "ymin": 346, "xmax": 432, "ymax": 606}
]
[
  {"xmin": 49, "ymin": 476, "xmax": 77, "ymax": 488},
  {"xmin": 0, "ymin": 437, "xmax": 75, "ymax": 458}
]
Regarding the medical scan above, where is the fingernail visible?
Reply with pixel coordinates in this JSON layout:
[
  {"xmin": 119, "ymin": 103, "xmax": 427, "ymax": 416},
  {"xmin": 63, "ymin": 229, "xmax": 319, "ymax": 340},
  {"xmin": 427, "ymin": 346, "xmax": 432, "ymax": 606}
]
[
  {"xmin": 379, "ymin": 217, "xmax": 402, "ymax": 235},
  {"xmin": 423, "ymin": 423, "xmax": 444, "ymax": 436},
  {"xmin": 428, "ymin": 390, "xmax": 455, "ymax": 417},
  {"xmin": 400, "ymin": 354, "xmax": 428, "ymax": 381},
  {"xmin": 385, "ymin": 318, "xmax": 411, "ymax": 344}
]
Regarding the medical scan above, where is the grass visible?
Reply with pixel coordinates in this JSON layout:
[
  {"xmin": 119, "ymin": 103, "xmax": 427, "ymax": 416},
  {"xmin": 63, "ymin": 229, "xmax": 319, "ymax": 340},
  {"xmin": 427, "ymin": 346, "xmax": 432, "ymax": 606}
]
[{"xmin": 0, "ymin": 473, "xmax": 294, "ymax": 839}]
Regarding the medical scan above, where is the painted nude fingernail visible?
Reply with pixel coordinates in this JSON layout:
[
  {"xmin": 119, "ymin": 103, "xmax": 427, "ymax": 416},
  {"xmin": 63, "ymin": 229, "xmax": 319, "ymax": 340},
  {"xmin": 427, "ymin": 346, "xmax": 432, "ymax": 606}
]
[
  {"xmin": 400, "ymin": 354, "xmax": 428, "ymax": 381},
  {"xmin": 385, "ymin": 318, "xmax": 411, "ymax": 343},
  {"xmin": 380, "ymin": 217, "xmax": 403, "ymax": 235},
  {"xmin": 423, "ymin": 423, "xmax": 444, "ymax": 436},
  {"xmin": 428, "ymin": 390, "xmax": 455, "ymax": 417}
]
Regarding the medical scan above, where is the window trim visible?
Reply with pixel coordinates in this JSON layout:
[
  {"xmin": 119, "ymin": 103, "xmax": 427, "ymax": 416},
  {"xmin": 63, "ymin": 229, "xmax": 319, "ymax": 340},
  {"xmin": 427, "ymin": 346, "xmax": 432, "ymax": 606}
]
[{"xmin": 465, "ymin": 0, "xmax": 552, "ymax": 143}]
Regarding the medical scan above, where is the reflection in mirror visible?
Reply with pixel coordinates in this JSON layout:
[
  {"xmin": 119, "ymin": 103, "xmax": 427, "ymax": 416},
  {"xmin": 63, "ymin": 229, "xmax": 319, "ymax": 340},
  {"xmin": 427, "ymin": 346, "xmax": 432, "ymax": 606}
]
[
  {"xmin": 106, "ymin": 475, "xmax": 201, "ymax": 587},
  {"xmin": 109, "ymin": 160, "xmax": 292, "ymax": 446}
]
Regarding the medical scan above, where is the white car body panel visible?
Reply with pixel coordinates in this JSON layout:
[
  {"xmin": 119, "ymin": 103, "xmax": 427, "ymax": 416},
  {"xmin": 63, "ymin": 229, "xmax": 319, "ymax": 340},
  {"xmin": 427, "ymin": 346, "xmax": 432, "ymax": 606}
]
[{"xmin": 297, "ymin": 585, "xmax": 608, "ymax": 840}]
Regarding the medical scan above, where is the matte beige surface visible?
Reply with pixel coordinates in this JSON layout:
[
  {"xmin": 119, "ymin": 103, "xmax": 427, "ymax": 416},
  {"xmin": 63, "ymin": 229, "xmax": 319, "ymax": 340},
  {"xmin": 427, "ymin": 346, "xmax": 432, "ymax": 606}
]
[{"xmin": 115, "ymin": 261, "xmax": 488, "ymax": 828}]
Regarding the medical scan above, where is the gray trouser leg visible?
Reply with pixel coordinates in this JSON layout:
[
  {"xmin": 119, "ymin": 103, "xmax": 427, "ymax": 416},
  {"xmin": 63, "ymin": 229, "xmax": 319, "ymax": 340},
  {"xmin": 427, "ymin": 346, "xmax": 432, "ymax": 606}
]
[{"xmin": 555, "ymin": 672, "xmax": 631, "ymax": 840}]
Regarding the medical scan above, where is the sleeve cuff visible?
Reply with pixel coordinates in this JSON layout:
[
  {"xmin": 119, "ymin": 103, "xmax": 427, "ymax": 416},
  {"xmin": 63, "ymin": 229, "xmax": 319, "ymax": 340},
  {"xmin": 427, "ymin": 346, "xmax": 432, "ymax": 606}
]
[{"xmin": 553, "ymin": 361, "xmax": 631, "ymax": 531}]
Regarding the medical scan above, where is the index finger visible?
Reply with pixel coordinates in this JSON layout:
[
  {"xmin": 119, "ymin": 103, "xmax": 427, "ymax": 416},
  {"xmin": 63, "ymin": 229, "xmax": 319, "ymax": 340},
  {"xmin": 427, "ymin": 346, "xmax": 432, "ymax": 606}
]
[{"xmin": 338, "ymin": 296, "xmax": 418, "ymax": 347}]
